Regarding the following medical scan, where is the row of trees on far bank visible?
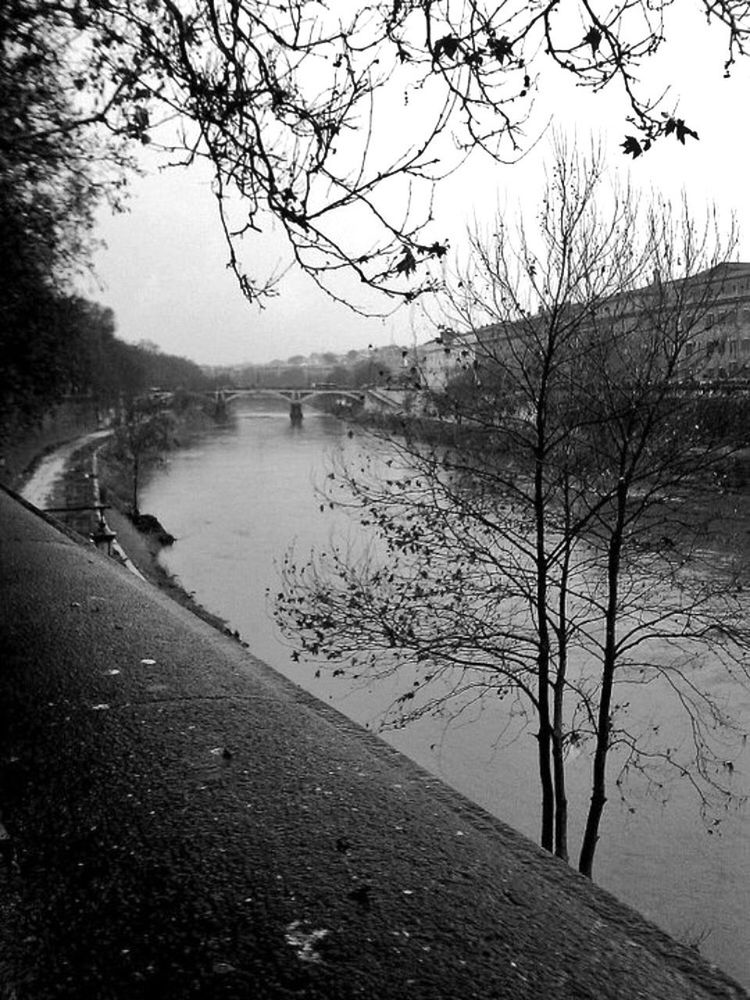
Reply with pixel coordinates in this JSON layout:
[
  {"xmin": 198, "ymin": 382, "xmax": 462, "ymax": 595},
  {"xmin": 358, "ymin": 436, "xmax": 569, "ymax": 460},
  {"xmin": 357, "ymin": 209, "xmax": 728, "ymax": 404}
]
[
  {"xmin": 0, "ymin": 3, "xmax": 211, "ymax": 439},
  {"xmin": 275, "ymin": 142, "xmax": 750, "ymax": 878},
  {"xmin": 0, "ymin": 290, "xmax": 210, "ymax": 437}
]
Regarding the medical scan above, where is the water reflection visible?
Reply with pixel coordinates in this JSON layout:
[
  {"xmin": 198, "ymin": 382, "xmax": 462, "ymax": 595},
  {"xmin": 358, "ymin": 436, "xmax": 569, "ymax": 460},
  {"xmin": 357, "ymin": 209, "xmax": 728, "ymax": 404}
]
[{"xmin": 143, "ymin": 399, "xmax": 750, "ymax": 985}]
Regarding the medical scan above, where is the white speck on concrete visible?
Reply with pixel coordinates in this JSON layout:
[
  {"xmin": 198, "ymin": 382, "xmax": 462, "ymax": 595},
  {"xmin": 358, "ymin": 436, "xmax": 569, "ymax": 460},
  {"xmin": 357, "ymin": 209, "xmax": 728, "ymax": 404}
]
[{"xmin": 284, "ymin": 921, "xmax": 330, "ymax": 963}]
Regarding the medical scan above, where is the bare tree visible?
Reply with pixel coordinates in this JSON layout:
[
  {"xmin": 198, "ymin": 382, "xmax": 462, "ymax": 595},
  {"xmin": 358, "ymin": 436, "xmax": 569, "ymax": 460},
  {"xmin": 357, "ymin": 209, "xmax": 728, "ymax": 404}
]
[
  {"xmin": 6, "ymin": 1, "xmax": 750, "ymax": 305},
  {"xmin": 274, "ymin": 140, "xmax": 750, "ymax": 877},
  {"xmin": 110, "ymin": 400, "xmax": 176, "ymax": 517}
]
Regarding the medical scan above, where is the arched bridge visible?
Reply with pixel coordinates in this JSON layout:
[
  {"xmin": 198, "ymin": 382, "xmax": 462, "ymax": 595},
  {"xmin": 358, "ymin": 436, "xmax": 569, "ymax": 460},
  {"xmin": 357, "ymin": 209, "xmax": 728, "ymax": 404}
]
[{"xmin": 209, "ymin": 385, "xmax": 369, "ymax": 422}]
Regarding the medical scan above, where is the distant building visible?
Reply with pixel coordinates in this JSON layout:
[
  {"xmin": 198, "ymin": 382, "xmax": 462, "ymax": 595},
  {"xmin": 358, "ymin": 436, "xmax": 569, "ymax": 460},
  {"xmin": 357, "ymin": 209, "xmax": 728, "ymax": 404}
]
[
  {"xmin": 460, "ymin": 262, "xmax": 750, "ymax": 386},
  {"xmin": 415, "ymin": 331, "xmax": 476, "ymax": 391},
  {"xmin": 677, "ymin": 262, "xmax": 750, "ymax": 380}
]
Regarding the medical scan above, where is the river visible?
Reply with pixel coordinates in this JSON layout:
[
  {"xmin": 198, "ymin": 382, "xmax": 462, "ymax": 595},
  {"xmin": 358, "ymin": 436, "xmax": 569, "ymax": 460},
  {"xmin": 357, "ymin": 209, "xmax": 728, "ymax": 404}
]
[{"xmin": 140, "ymin": 398, "xmax": 750, "ymax": 985}]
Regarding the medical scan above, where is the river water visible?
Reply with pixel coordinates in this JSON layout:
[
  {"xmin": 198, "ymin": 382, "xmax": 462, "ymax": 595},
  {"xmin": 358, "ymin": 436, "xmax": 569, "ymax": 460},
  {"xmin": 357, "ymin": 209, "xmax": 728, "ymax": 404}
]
[{"xmin": 140, "ymin": 399, "xmax": 750, "ymax": 985}]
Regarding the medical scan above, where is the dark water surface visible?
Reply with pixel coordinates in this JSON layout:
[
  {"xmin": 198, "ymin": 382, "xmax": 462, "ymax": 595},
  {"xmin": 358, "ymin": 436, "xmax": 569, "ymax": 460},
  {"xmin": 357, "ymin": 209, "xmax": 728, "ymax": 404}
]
[{"xmin": 143, "ymin": 400, "xmax": 750, "ymax": 985}]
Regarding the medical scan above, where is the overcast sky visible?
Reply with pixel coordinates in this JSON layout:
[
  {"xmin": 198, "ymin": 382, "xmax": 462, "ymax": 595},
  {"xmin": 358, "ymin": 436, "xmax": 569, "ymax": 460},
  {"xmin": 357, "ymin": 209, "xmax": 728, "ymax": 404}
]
[{"xmin": 86, "ymin": 8, "xmax": 750, "ymax": 367}]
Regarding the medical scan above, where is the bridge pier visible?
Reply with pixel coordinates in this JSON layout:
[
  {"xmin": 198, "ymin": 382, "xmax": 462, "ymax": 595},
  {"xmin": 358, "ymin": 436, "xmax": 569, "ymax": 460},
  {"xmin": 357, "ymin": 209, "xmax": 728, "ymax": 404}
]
[
  {"xmin": 213, "ymin": 391, "xmax": 228, "ymax": 419},
  {"xmin": 289, "ymin": 401, "xmax": 303, "ymax": 424}
]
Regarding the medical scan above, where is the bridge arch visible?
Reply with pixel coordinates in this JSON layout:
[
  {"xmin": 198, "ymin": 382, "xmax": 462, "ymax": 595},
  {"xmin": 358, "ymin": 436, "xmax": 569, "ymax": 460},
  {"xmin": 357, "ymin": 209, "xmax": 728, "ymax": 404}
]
[{"xmin": 209, "ymin": 386, "xmax": 367, "ymax": 422}]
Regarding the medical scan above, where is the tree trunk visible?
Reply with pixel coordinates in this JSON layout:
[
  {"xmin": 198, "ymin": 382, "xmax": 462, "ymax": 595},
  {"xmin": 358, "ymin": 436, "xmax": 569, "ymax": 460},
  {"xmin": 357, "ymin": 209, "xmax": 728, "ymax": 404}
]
[
  {"xmin": 551, "ymin": 709, "xmax": 568, "ymax": 862},
  {"xmin": 536, "ymin": 669, "xmax": 555, "ymax": 854},
  {"xmin": 132, "ymin": 454, "xmax": 140, "ymax": 517},
  {"xmin": 552, "ymin": 490, "xmax": 573, "ymax": 862},
  {"xmin": 552, "ymin": 580, "xmax": 570, "ymax": 859},
  {"xmin": 578, "ymin": 478, "xmax": 626, "ymax": 877},
  {"xmin": 534, "ymin": 456, "xmax": 554, "ymax": 853}
]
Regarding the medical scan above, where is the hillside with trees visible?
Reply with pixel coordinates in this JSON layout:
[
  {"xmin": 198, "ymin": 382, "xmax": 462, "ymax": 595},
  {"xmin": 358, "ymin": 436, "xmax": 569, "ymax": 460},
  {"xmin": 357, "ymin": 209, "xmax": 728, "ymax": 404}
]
[{"xmin": 0, "ymin": 2, "xmax": 210, "ymax": 450}]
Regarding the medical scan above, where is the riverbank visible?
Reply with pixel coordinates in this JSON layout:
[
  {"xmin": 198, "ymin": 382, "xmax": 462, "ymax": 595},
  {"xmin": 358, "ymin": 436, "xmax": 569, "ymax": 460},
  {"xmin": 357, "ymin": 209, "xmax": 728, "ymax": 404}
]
[
  {"xmin": 105, "ymin": 499, "xmax": 241, "ymax": 639},
  {"xmin": 1, "ymin": 408, "xmax": 104, "ymax": 494},
  {"xmin": 19, "ymin": 422, "xmax": 243, "ymax": 643},
  {"xmin": 102, "ymin": 462, "xmax": 244, "ymax": 641},
  {"xmin": 354, "ymin": 409, "xmax": 750, "ymax": 486}
]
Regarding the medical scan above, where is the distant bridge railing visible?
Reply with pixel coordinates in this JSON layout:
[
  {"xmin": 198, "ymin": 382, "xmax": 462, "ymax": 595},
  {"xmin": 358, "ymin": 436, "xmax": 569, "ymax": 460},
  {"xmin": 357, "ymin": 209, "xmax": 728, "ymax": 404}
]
[
  {"xmin": 210, "ymin": 385, "xmax": 367, "ymax": 405},
  {"xmin": 207, "ymin": 385, "xmax": 373, "ymax": 422}
]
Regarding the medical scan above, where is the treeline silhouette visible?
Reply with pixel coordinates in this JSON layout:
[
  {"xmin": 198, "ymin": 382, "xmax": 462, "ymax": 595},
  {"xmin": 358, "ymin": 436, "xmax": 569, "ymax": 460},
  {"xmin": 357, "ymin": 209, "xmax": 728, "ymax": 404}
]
[{"xmin": 1, "ymin": 290, "xmax": 208, "ymax": 435}]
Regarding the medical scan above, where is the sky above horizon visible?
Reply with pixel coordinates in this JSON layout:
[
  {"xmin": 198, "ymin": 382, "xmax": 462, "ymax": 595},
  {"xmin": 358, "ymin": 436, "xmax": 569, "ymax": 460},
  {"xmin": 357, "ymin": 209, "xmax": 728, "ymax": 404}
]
[{"xmin": 85, "ymin": 7, "xmax": 750, "ymax": 367}]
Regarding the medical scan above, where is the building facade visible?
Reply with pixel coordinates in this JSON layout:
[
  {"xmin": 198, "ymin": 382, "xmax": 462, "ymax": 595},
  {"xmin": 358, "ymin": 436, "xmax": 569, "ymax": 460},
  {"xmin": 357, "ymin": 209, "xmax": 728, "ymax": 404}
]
[
  {"xmin": 415, "ymin": 330, "xmax": 476, "ymax": 392},
  {"xmin": 680, "ymin": 262, "xmax": 750, "ymax": 380},
  {"xmin": 442, "ymin": 262, "xmax": 750, "ymax": 390}
]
